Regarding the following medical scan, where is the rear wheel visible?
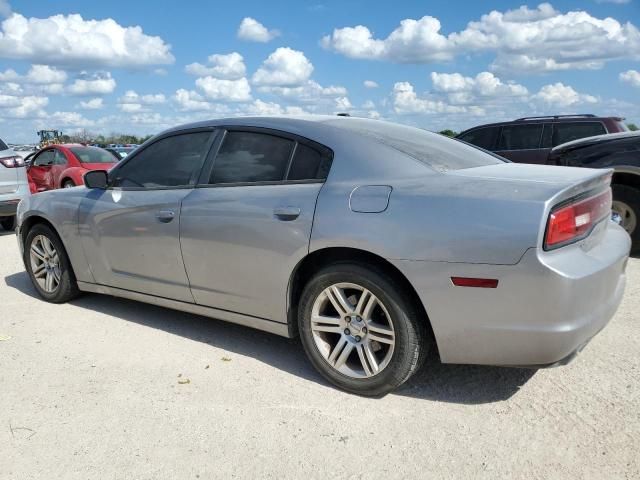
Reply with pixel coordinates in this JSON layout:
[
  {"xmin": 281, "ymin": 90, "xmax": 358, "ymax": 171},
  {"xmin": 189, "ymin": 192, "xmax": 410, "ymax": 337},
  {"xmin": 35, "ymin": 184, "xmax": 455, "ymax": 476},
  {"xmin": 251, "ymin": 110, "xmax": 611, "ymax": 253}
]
[
  {"xmin": 0, "ymin": 216, "xmax": 16, "ymax": 231},
  {"xmin": 612, "ymin": 184, "xmax": 639, "ymax": 254},
  {"xmin": 62, "ymin": 180, "xmax": 75, "ymax": 188},
  {"xmin": 24, "ymin": 224, "xmax": 79, "ymax": 303},
  {"xmin": 298, "ymin": 263, "xmax": 428, "ymax": 396}
]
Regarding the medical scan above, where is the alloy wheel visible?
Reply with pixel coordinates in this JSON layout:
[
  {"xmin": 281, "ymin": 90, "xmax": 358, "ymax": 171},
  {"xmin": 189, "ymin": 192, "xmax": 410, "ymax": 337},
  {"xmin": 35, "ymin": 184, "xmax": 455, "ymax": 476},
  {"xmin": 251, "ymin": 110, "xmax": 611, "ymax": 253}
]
[
  {"xmin": 612, "ymin": 200, "xmax": 637, "ymax": 235},
  {"xmin": 310, "ymin": 282, "xmax": 395, "ymax": 378},
  {"xmin": 29, "ymin": 234, "xmax": 61, "ymax": 293}
]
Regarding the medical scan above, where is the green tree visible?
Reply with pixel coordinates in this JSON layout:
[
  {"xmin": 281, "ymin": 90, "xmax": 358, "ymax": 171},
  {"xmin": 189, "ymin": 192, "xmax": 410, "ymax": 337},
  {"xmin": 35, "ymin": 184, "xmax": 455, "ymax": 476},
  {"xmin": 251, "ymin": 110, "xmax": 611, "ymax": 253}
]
[
  {"xmin": 627, "ymin": 123, "xmax": 638, "ymax": 131},
  {"xmin": 439, "ymin": 129, "xmax": 458, "ymax": 138}
]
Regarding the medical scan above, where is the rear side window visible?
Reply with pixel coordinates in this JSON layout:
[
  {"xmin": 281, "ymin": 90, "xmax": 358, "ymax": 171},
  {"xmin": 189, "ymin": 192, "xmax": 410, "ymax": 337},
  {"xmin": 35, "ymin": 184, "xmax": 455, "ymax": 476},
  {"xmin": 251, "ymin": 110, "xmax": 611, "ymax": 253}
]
[
  {"xmin": 287, "ymin": 143, "xmax": 332, "ymax": 181},
  {"xmin": 69, "ymin": 146, "xmax": 117, "ymax": 164},
  {"xmin": 113, "ymin": 132, "xmax": 212, "ymax": 188},
  {"xmin": 458, "ymin": 127, "xmax": 499, "ymax": 150},
  {"xmin": 210, "ymin": 132, "xmax": 294, "ymax": 184},
  {"xmin": 497, "ymin": 125, "xmax": 543, "ymax": 150},
  {"xmin": 552, "ymin": 122, "xmax": 606, "ymax": 147}
]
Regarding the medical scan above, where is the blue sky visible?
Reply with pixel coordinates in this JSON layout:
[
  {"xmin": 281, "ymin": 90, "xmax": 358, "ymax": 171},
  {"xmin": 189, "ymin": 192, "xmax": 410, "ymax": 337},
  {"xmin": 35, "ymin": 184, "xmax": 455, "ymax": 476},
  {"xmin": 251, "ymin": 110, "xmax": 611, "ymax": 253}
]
[{"xmin": 0, "ymin": 0, "xmax": 638, "ymax": 142}]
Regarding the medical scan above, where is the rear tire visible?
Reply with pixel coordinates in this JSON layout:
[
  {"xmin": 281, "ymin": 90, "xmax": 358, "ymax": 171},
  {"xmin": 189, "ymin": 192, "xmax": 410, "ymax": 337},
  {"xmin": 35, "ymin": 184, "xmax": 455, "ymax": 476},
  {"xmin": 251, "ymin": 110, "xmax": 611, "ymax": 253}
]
[
  {"xmin": 62, "ymin": 180, "xmax": 75, "ymax": 188},
  {"xmin": 24, "ymin": 223, "xmax": 79, "ymax": 303},
  {"xmin": 0, "ymin": 216, "xmax": 16, "ymax": 231},
  {"xmin": 298, "ymin": 262, "xmax": 428, "ymax": 396},
  {"xmin": 612, "ymin": 184, "xmax": 640, "ymax": 254}
]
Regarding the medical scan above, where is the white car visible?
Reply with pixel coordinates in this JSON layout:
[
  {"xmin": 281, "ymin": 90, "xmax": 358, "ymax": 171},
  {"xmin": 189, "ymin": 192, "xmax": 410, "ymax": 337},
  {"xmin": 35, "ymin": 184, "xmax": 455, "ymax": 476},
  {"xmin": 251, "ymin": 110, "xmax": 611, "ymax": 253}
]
[{"xmin": 0, "ymin": 137, "xmax": 30, "ymax": 231}]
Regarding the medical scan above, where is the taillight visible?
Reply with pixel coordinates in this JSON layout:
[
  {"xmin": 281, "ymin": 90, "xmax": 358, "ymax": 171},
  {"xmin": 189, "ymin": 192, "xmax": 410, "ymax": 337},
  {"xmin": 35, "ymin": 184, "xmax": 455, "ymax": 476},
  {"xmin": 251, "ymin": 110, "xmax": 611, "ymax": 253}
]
[
  {"xmin": 544, "ymin": 189, "xmax": 612, "ymax": 250},
  {"xmin": 0, "ymin": 156, "xmax": 25, "ymax": 168}
]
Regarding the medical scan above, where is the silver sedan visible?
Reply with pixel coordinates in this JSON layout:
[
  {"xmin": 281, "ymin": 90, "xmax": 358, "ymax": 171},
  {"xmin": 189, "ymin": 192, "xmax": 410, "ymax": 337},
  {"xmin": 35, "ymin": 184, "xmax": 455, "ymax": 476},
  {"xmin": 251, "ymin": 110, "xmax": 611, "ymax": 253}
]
[{"xmin": 16, "ymin": 116, "xmax": 630, "ymax": 395}]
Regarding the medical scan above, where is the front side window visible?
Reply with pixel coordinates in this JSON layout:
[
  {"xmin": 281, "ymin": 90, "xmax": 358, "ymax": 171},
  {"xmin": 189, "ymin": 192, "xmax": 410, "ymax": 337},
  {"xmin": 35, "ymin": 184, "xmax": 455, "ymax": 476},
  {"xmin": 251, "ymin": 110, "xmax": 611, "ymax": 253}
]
[
  {"xmin": 113, "ymin": 132, "xmax": 212, "ymax": 188},
  {"xmin": 552, "ymin": 122, "xmax": 606, "ymax": 147},
  {"xmin": 33, "ymin": 150, "xmax": 55, "ymax": 166},
  {"xmin": 497, "ymin": 124, "xmax": 543, "ymax": 150},
  {"xmin": 210, "ymin": 132, "xmax": 294, "ymax": 184},
  {"xmin": 459, "ymin": 127, "xmax": 499, "ymax": 150}
]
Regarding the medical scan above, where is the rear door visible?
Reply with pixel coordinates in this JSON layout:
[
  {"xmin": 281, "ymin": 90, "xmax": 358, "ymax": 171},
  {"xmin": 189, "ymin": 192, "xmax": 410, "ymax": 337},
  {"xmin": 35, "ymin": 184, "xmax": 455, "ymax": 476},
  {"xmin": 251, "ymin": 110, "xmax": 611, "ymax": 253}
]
[
  {"xmin": 551, "ymin": 122, "xmax": 607, "ymax": 148},
  {"xmin": 78, "ymin": 129, "xmax": 215, "ymax": 302},
  {"xmin": 494, "ymin": 124, "xmax": 546, "ymax": 164},
  {"xmin": 180, "ymin": 128, "xmax": 333, "ymax": 322},
  {"xmin": 28, "ymin": 149, "xmax": 55, "ymax": 192}
]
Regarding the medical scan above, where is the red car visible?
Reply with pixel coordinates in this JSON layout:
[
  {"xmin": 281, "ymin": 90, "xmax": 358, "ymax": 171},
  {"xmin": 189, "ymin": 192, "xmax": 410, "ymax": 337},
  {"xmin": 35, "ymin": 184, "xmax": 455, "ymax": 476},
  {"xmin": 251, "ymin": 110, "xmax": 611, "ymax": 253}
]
[{"xmin": 28, "ymin": 144, "xmax": 118, "ymax": 193}]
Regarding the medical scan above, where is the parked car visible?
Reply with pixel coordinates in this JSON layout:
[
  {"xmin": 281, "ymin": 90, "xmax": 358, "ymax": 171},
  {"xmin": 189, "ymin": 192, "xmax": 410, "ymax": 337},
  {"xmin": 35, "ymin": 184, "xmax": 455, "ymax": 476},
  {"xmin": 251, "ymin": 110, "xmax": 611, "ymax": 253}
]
[
  {"xmin": 548, "ymin": 131, "xmax": 640, "ymax": 253},
  {"xmin": 103, "ymin": 148, "xmax": 125, "ymax": 160},
  {"xmin": 27, "ymin": 144, "xmax": 118, "ymax": 193},
  {"xmin": 456, "ymin": 115, "xmax": 628, "ymax": 164},
  {"xmin": 16, "ymin": 117, "xmax": 630, "ymax": 395},
  {"xmin": 105, "ymin": 146, "xmax": 136, "ymax": 159},
  {"xmin": 0, "ymin": 137, "xmax": 30, "ymax": 231}
]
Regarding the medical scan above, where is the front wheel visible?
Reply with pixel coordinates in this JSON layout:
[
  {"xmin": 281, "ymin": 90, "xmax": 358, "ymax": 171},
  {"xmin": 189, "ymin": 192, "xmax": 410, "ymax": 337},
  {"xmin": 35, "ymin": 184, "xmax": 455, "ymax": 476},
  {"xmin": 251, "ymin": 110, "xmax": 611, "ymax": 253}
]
[
  {"xmin": 298, "ymin": 263, "xmax": 428, "ymax": 396},
  {"xmin": 0, "ymin": 216, "xmax": 16, "ymax": 231},
  {"xmin": 24, "ymin": 224, "xmax": 79, "ymax": 303},
  {"xmin": 612, "ymin": 184, "xmax": 639, "ymax": 254}
]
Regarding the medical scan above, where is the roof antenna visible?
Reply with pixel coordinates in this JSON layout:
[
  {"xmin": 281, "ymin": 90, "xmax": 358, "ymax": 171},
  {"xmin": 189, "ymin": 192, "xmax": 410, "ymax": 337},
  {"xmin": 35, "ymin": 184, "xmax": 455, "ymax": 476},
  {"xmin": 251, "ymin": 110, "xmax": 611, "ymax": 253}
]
[{"xmin": 336, "ymin": 113, "xmax": 351, "ymax": 117}]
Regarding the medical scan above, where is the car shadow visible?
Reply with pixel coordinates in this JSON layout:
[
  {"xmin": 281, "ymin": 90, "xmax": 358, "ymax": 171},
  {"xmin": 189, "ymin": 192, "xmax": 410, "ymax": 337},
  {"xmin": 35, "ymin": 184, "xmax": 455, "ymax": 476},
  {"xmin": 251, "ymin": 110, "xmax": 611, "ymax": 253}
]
[{"xmin": 4, "ymin": 270, "xmax": 536, "ymax": 404}]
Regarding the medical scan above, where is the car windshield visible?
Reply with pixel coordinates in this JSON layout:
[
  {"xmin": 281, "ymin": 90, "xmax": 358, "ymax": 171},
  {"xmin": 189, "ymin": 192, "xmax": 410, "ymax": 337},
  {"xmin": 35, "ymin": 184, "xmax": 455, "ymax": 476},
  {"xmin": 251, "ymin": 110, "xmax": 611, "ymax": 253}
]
[
  {"xmin": 325, "ymin": 118, "xmax": 505, "ymax": 172},
  {"xmin": 69, "ymin": 146, "xmax": 116, "ymax": 164}
]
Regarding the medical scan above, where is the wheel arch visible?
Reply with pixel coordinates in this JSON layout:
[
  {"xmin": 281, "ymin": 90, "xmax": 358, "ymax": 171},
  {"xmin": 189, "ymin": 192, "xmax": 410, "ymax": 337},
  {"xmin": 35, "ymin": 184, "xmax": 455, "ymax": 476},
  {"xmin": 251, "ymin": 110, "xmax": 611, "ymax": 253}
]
[
  {"xmin": 612, "ymin": 169, "xmax": 640, "ymax": 191},
  {"xmin": 20, "ymin": 215, "xmax": 77, "ymax": 279},
  {"xmin": 287, "ymin": 246, "xmax": 437, "ymax": 354}
]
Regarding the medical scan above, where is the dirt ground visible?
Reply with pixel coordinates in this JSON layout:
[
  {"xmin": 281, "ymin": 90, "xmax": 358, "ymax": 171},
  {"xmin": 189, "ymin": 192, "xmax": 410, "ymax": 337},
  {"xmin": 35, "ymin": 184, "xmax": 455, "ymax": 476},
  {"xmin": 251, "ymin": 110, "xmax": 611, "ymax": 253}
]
[{"xmin": 1, "ymin": 230, "xmax": 638, "ymax": 479}]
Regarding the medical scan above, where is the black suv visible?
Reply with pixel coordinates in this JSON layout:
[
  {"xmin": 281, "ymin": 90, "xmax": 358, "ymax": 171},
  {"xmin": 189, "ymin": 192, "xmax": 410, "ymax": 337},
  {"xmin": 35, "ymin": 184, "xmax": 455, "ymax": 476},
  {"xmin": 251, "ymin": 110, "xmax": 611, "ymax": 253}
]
[
  {"xmin": 548, "ymin": 131, "xmax": 640, "ymax": 253},
  {"xmin": 456, "ymin": 115, "xmax": 628, "ymax": 164}
]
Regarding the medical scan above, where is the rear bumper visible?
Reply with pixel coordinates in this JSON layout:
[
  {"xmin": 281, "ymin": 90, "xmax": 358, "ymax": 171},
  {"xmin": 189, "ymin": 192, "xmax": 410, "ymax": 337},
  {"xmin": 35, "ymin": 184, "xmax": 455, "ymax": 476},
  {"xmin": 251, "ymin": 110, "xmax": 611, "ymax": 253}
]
[{"xmin": 392, "ymin": 221, "xmax": 630, "ymax": 366}]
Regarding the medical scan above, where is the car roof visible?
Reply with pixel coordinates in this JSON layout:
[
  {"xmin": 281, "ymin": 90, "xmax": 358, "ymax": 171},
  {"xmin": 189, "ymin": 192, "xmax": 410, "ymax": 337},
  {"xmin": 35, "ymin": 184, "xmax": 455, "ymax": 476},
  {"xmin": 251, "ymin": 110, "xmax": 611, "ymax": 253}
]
[
  {"xmin": 551, "ymin": 130, "xmax": 640, "ymax": 152},
  {"xmin": 457, "ymin": 115, "xmax": 622, "ymax": 135}
]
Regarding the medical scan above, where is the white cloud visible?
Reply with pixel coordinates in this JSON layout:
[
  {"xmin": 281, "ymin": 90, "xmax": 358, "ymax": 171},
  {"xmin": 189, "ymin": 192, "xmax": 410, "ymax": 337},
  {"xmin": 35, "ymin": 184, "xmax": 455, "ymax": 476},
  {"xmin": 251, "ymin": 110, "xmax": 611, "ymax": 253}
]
[
  {"xmin": 0, "ymin": 94, "xmax": 48, "ymax": 118},
  {"xmin": 244, "ymin": 99, "xmax": 307, "ymax": 116},
  {"xmin": 237, "ymin": 17, "xmax": 279, "ymax": 43},
  {"xmin": 363, "ymin": 80, "xmax": 379, "ymax": 88},
  {"xmin": 0, "ymin": 67, "xmax": 19, "ymax": 81},
  {"xmin": 173, "ymin": 89, "xmax": 215, "ymax": 112},
  {"xmin": 195, "ymin": 76, "xmax": 252, "ymax": 102},
  {"xmin": 24, "ymin": 64, "xmax": 67, "ymax": 84},
  {"xmin": 335, "ymin": 97, "xmax": 353, "ymax": 111},
  {"xmin": 431, "ymin": 71, "xmax": 528, "ymax": 97},
  {"xmin": 78, "ymin": 98, "xmax": 104, "ymax": 110},
  {"xmin": 48, "ymin": 111, "xmax": 94, "ymax": 127},
  {"xmin": 257, "ymin": 80, "xmax": 347, "ymax": 102},
  {"xmin": 533, "ymin": 82, "xmax": 598, "ymax": 107},
  {"xmin": 252, "ymin": 47, "xmax": 313, "ymax": 86},
  {"xmin": 185, "ymin": 52, "xmax": 246, "ymax": 80},
  {"xmin": 620, "ymin": 69, "xmax": 640, "ymax": 87},
  {"xmin": 321, "ymin": 4, "xmax": 640, "ymax": 73},
  {"xmin": 117, "ymin": 90, "xmax": 166, "ymax": 112},
  {"xmin": 68, "ymin": 72, "xmax": 116, "ymax": 96},
  {"xmin": 0, "ymin": 13, "xmax": 174, "ymax": 68},
  {"xmin": 392, "ymin": 82, "xmax": 469, "ymax": 114}
]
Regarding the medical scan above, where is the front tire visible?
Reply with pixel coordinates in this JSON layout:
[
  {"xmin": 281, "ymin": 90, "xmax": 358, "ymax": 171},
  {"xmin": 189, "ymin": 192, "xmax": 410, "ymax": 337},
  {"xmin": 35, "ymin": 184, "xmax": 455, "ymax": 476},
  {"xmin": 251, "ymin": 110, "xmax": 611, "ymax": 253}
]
[
  {"xmin": 0, "ymin": 216, "xmax": 16, "ymax": 231},
  {"xmin": 298, "ymin": 263, "xmax": 428, "ymax": 396},
  {"xmin": 612, "ymin": 184, "xmax": 640, "ymax": 254},
  {"xmin": 24, "ymin": 224, "xmax": 79, "ymax": 303}
]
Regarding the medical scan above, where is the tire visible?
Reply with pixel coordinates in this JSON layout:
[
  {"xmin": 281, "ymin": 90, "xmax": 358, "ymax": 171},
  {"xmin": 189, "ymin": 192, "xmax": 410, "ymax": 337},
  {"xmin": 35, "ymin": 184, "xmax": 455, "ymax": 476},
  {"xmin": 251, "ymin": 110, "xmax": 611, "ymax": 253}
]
[
  {"xmin": 24, "ymin": 223, "xmax": 79, "ymax": 303},
  {"xmin": 0, "ymin": 215, "xmax": 16, "ymax": 231},
  {"xmin": 298, "ymin": 262, "xmax": 428, "ymax": 396},
  {"xmin": 612, "ymin": 184, "xmax": 640, "ymax": 254},
  {"xmin": 62, "ymin": 180, "xmax": 75, "ymax": 188}
]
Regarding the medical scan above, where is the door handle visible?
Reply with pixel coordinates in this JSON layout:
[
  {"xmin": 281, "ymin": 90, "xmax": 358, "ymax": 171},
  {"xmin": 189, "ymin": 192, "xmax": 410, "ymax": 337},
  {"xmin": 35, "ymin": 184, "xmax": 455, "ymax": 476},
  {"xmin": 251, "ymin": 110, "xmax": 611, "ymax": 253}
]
[
  {"xmin": 274, "ymin": 206, "xmax": 301, "ymax": 221},
  {"xmin": 156, "ymin": 210, "xmax": 175, "ymax": 223}
]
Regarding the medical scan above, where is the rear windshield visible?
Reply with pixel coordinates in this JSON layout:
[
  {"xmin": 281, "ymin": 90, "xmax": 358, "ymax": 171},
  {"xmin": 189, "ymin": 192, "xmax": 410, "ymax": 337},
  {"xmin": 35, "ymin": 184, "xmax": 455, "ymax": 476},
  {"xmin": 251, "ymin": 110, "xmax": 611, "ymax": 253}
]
[
  {"xmin": 324, "ymin": 118, "xmax": 505, "ymax": 172},
  {"xmin": 69, "ymin": 146, "xmax": 117, "ymax": 164}
]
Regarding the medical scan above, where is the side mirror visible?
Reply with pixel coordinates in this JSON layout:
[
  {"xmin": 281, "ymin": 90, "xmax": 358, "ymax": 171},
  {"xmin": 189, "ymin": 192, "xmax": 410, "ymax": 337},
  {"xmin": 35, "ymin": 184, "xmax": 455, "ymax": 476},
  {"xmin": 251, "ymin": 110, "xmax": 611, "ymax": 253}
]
[{"xmin": 84, "ymin": 170, "xmax": 109, "ymax": 189}]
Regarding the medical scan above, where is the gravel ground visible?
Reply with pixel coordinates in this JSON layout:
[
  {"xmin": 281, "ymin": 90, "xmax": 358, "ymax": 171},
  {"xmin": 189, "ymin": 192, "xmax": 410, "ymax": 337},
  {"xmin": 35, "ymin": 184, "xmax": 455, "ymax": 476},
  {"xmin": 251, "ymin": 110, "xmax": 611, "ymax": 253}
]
[{"xmin": 1, "ymin": 230, "xmax": 638, "ymax": 480}]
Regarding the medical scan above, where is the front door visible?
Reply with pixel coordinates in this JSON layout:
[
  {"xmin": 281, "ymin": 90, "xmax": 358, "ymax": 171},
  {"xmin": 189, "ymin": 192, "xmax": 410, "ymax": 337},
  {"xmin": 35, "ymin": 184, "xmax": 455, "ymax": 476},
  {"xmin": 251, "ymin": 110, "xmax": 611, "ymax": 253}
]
[
  {"xmin": 78, "ymin": 129, "xmax": 215, "ymax": 302},
  {"xmin": 28, "ymin": 149, "xmax": 55, "ymax": 192},
  {"xmin": 180, "ymin": 129, "xmax": 332, "ymax": 322}
]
